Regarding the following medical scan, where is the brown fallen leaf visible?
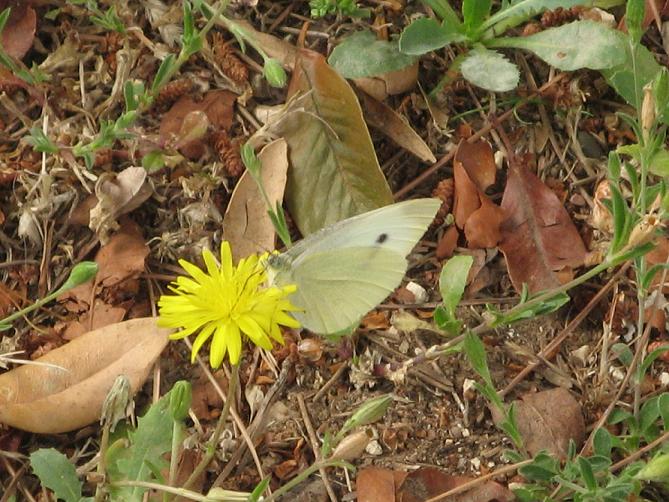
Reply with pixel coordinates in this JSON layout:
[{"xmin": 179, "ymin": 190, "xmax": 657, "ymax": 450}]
[
  {"xmin": 0, "ymin": 317, "xmax": 169, "ymax": 433},
  {"xmin": 398, "ymin": 467, "xmax": 514, "ymax": 502},
  {"xmin": 159, "ymin": 89, "xmax": 235, "ymax": 159},
  {"xmin": 453, "ymin": 160, "xmax": 481, "ymax": 230},
  {"xmin": 499, "ymin": 164, "xmax": 587, "ymax": 293},
  {"xmin": 495, "ymin": 387, "xmax": 585, "ymax": 460},
  {"xmin": 465, "ymin": 197, "xmax": 506, "ymax": 249},
  {"xmin": 360, "ymin": 92, "xmax": 436, "ymax": 164},
  {"xmin": 62, "ymin": 299, "xmax": 127, "ymax": 340},
  {"xmin": 223, "ymin": 139, "xmax": 289, "ymax": 260},
  {"xmin": 357, "ymin": 467, "xmax": 406, "ymax": 502},
  {"xmin": 0, "ymin": 0, "xmax": 36, "ymax": 59},
  {"xmin": 436, "ymin": 225, "xmax": 460, "ymax": 260}
]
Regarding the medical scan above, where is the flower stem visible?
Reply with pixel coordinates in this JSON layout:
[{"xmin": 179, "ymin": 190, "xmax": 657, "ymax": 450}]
[
  {"xmin": 181, "ymin": 364, "xmax": 239, "ymax": 492},
  {"xmin": 110, "ymin": 479, "xmax": 249, "ymax": 501}
]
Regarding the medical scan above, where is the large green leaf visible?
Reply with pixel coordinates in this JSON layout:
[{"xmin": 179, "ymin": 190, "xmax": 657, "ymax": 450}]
[
  {"xmin": 601, "ymin": 32, "xmax": 663, "ymax": 111},
  {"xmin": 399, "ymin": 17, "xmax": 467, "ymax": 55},
  {"xmin": 279, "ymin": 49, "xmax": 393, "ymax": 236},
  {"xmin": 30, "ymin": 449, "xmax": 83, "ymax": 502},
  {"xmin": 328, "ymin": 31, "xmax": 417, "ymax": 78},
  {"xmin": 491, "ymin": 20, "xmax": 626, "ymax": 71},
  {"xmin": 107, "ymin": 390, "xmax": 174, "ymax": 501},
  {"xmin": 460, "ymin": 48, "xmax": 519, "ymax": 91}
]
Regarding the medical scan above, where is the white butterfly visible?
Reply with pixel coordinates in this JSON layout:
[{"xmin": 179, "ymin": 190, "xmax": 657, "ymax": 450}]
[{"xmin": 268, "ymin": 198, "xmax": 441, "ymax": 334}]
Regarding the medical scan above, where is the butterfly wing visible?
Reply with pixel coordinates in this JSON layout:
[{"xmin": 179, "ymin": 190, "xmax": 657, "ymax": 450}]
[
  {"xmin": 273, "ymin": 247, "xmax": 408, "ymax": 334},
  {"xmin": 282, "ymin": 198, "xmax": 441, "ymax": 263}
]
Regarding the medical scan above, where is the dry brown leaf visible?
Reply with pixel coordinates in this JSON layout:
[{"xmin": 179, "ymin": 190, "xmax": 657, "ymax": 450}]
[
  {"xmin": 360, "ymin": 92, "xmax": 436, "ymax": 164},
  {"xmin": 499, "ymin": 165, "xmax": 587, "ymax": 293},
  {"xmin": 234, "ymin": 20, "xmax": 297, "ymax": 68},
  {"xmin": 496, "ymin": 388, "xmax": 585, "ymax": 460},
  {"xmin": 62, "ymin": 300, "xmax": 127, "ymax": 340},
  {"xmin": 453, "ymin": 161, "xmax": 481, "ymax": 230},
  {"xmin": 398, "ymin": 467, "xmax": 514, "ymax": 502},
  {"xmin": 0, "ymin": 0, "xmax": 36, "ymax": 59},
  {"xmin": 646, "ymin": 236, "xmax": 669, "ymax": 292},
  {"xmin": 464, "ymin": 197, "xmax": 506, "ymax": 249},
  {"xmin": 63, "ymin": 222, "xmax": 149, "ymax": 310},
  {"xmin": 159, "ymin": 89, "xmax": 235, "ymax": 159},
  {"xmin": 454, "ymin": 139, "xmax": 496, "ymax": 192},
  {"xmin": 357, "ymin": 467, "xmax": 405, "ymax": 502},
  {"xmin": 223, "ymin": 139, "xmax": 288, "ymax": 260},
  {"xmin": 436, "ymin": 226, "xmax": 460, "ymax": 260},
  {"xmin": 89, "ymin": 166, "xmax": 153, "ymax": 244},
  {"xmin": 0, "ymin": 317, "xmax": 169, "ymax": 433}
]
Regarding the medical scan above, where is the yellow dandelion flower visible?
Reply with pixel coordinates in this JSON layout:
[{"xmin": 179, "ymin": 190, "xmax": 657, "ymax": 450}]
[{"xmin": 158, "ymin": 242, "xmax": 300, "ymax": 367}]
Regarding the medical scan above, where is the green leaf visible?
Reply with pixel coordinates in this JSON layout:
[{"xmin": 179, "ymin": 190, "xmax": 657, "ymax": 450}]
[
  {"xmin": 439, "ymin": 255, "xmax": 473, "ymax": 314},
  {"xmin": 625, "ymin": 0, "xmax": 645, "ymax": 44},
  {"xmin": 399, "ymin": 17, "xmax": 466, "ymax": 55},
  {"xmin": 649, "ymin": 149, "xmax": 669, "ymax": 177},
  {"xmin": 593, "ymin": 428, "xmax": 612, "ymax": 458},
  {"xmin": 463, "ymin": 0, "xmax": 491, "ymax": 35},
  {"xmin": 421, "ymin": 0, "xmax": 463, "ymax": 27},
  {"xmin": 0, "ymin": 7, "xmax": 11, "ymax": 34},
  {"xmin": 489, "ymin": 292, "xmax": 570, "ymax": 326},
  {"xmin": 607, "ymin": 151, "xmax": 621, "ymax": 182},
  {"xmin": 460, "ymin": 48, "xmax": 519, "ymax": 92},
  {"xmin": 659, "ymin": 393, "xmax": 669, "ymax": 431},
  {"xmin": 491, "ymin": 20, "xmax": 626, "ymax": 71},
  {"xmin": 278, "ymin": 50, "xmax": 393, "ymax": 235},
  {"xmin": 107, "ymin": 389, "xmax": 175, "ymax": 501},
  {"xmin": 30, "ymin": 449, "xmax": 82, "ymax": 502},
  {"xmin": 577, "ymin": 457, "xmax": 597, "ymax": 490},
  {"xmin": 464, "ymin": 332, "xmax": 493, "ymax": 386},
  {"xmin": 151, "ymin": 54, "xmax": 176, "ymax": 93},
  {"xmin": 602, "ymin": 35, "xmax": 663, "ymax": 112},
  {"xmin": 328, "ymin": 31, "xmax": 417, "ymax": 78},
  {"xmin": 640, "ymin": 396, "xmax": 661, "ymax": 434}
]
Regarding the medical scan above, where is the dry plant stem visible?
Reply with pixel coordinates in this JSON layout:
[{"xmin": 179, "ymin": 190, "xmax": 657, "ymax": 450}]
[
  {"xmin": 93, "ymin": 424, "xmax": 111, "ymax": 502},
  {"xmin": 260, "ymin": 459, "xmax": 352, "ymax": 502},
  {"xmin": 0, "ymin": 461, "xmax": 27, "ymax": 502},
  {"xmin": 393, "ymin": 73, "xmax": 568, "ymax": 200},
  {"xmin": 500, "ymin": 263, "xmax": 631, "ymax": 397},
  {"xmin": 296, "ymin": 393, "xmax": 338, "ymax": 502},
  {"xmin": 425, "ymin": 458, "xmax": 534, "ymax": 502},
  {"xmin": 180, "ymin": 364, "xmax": 239, "ymax": 495},
  {"xmin": 313, "ymin": 361, "xmax": 349, "ymax": 402}
]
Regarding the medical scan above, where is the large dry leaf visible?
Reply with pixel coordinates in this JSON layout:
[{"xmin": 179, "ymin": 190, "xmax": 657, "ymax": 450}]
[
  {"xmin": 224, "ymin": 139, "xmax": 289, "ymax": 260},
  {"xmin": 397, "ymin": 467, "xmax": 514, "ymax": 502},
  {"xmin": 454, "ymin": 139, "xmax": 496, "ymax": 192},
  {"xmin": 0, "ymin": 318, "xmax": 169, "ymax": 433},
  {"xmin": 360, "ymin": 92, "xmax": 436, "ymax": 164},
  {"xmin": 0, "ymin": 0, "xmax": 36, "ymax": 59},
  {"xmin": 499, "ymin": 165, "xmax": 587, "ymax": 293},
  {"xmin": 495, "ymin": 388, "xmax": 585, "ymax": 460},
  {"xmin": 278, "ymin": 49, "xmax": 393, "ymax": 236},
  {"xmin": 234, "ymin": 20, "xmax": 297, "ymax": 68}
]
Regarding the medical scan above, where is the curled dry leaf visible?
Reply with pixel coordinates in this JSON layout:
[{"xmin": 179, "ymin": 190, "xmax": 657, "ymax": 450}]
[
  {"xmin": 360, "ymin": 92, "xmax": 436, "ymax": 164},
  {"xmin": 499, "ymin": 165, "xmax": 587, "ymax": 293},
  {"xmin": 89, "ymin": 166, "xmax": 153, "ymax": 244},
  {"xmin": 234, "ymin": 20, "xmax": 297, "ymax": 68},
  {"xmin": 159, "ymin": 89, "xmax": 235, "ymax": 160},
  {"xmin": 0, "ymin": 0, "xmax": 36, "ymax": 59},
  {"xmin": 494, "ymin": 387, "xmax": 585, "ymax": 460},
  {"xmin": 0, "ymin": 318, "xmax": 169, "ymax": 433},
  {"xmin": 397, "ymin": 467, "xmax": 514, "ymax": 502},
  {"xmin": 223, "ymin": 139, "xmax": 289, "ymax": 260}
]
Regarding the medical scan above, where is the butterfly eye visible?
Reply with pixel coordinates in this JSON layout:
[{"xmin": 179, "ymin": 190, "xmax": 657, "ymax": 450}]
[{"xmin": 376, "ymin": 233, "xmax": 388, "ymax": 244}]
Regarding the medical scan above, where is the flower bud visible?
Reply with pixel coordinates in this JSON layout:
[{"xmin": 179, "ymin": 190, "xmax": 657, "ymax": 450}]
[
  {"xmin": 169, "ymin": 380, "xmax": 192, "ymax": 421},
  {"xmin": 340, "ymin": 394, "xmax": 392, "ymax": 437},
  {"xmin": 626, "ymin": 214, "xmax": 660, "ymax": 249},
  {"xmin": 101, "ymin": 375, "xmax": 133, "ymax": 432},
  {"xmin": 635, "ymin": 453, "xmax": 669, "ymax": 483},
  {"xmin": 641, "ymin": 83, "xmax": 656, "ymax": 141},
  {"xmin": 330, "ymin": 429, "xmax": 371, "ymax": 461},
  {"xmin": 59, "ymin": 261, "xmax": 98, "ymax": 292},
  {"xmin": 263, "ymin": 58, "xmax": 287, "ymax": 88}
]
